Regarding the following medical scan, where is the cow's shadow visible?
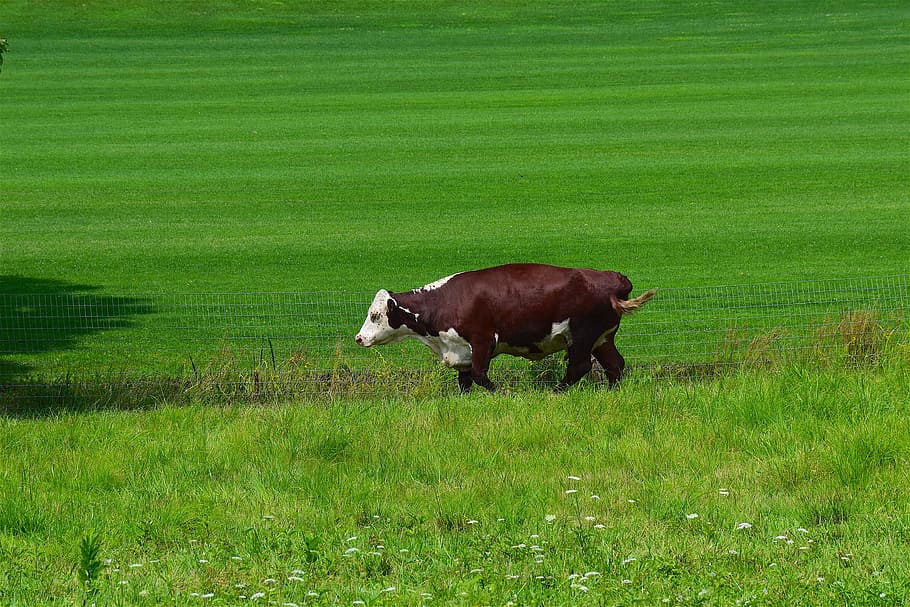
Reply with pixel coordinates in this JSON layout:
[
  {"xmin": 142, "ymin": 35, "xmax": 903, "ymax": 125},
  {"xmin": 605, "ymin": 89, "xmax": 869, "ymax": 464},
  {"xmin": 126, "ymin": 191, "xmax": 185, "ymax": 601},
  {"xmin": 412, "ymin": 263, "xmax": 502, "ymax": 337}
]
[{"xmin": 0, "ymin": 276, "xmax": 154, "ymax": 415}]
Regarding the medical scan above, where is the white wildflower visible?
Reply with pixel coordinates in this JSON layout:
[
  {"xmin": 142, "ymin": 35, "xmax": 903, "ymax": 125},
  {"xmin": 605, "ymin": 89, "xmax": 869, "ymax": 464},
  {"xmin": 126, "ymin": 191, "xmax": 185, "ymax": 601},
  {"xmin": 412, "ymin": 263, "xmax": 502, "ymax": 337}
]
[
  {"xmin": 686, "ymin": 513, "xmax": 699, "ymax": 520},
  {"xmin": 568, "ymin": 475, "xmax": 581, "ymax": 481},
  {"xmin": 736, "ymin": 522, "xmax": 753, "ymax": 530}
]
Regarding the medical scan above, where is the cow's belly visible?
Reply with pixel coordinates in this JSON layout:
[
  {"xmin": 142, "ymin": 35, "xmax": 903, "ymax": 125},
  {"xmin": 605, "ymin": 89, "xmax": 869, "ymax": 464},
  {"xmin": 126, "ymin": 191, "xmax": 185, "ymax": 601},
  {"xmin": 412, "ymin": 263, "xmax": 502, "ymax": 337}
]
[
  {"xmin": 416, "ymin": 319, "xmax": 610, "ymax": 368},
  {"xmin": 495, "ymin": 319, "xmax": 572, "ymax": 361},
  {"xmin": 419, "ymin": 328, "xmax": 472, "ymax": 369}
]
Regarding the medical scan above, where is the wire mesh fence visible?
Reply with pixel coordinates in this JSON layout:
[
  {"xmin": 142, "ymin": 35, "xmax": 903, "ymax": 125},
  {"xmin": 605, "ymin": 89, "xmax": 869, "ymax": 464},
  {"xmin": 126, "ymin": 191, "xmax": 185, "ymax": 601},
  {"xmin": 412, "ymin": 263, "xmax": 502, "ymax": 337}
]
[{"xmin": 1, "ymin": 275, "xmax": 908, "ymax": 409}]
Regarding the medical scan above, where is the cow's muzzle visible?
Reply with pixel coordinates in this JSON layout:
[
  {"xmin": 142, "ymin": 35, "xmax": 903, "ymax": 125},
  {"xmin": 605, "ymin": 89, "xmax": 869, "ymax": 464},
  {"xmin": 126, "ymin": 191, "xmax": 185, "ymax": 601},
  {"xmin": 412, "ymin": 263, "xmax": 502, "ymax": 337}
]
[{"xmin": 355, "ymin": 334, "xmax": 370, "ymax": 347}]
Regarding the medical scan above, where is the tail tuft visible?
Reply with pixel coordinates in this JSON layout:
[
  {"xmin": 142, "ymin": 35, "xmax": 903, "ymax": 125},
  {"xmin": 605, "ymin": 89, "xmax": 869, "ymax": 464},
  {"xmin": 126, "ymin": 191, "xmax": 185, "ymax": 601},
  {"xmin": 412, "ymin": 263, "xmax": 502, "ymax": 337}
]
[{"xmin": 612, "ymin": 288, "xmax": 657, "ymax": 316}]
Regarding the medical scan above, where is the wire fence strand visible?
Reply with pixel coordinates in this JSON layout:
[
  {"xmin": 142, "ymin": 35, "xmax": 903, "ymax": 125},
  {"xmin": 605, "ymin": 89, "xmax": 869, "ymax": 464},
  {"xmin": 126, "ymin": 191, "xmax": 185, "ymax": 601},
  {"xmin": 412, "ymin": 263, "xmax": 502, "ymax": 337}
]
[{"xmin": 1, "ymin": 275, "xmax": 908, "ymax": 407}]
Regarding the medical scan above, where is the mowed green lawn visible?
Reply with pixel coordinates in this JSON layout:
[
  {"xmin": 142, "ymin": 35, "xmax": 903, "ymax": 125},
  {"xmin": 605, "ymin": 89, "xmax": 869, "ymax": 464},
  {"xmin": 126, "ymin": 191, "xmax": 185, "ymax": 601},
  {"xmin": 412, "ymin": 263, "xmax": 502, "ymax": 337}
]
[
  {"xmin": 2, "ymin": 1, "xmax": 907, "ymax": 294},
  {"xmin": 1, "ymin": 367, "xmax": 909, "ymax": 605}
]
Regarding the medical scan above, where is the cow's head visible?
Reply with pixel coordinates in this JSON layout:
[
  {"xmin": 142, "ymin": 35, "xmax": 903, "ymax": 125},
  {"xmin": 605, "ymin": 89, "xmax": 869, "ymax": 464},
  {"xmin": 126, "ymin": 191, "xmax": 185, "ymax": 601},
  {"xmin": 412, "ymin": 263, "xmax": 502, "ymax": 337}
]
[{"xmin": 355, "ymin": 290, "xmax": 418, "ymax": 347}]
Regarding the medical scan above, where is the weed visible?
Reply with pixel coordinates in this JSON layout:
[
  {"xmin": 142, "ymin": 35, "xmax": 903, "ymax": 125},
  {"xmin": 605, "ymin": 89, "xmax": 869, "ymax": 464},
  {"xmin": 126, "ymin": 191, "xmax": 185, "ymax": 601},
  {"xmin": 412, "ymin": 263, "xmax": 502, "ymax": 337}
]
[
  {"xmin": 839, "ymin": 310, "xmax": 887, "ymax": 366},
  {"xmin": 73, "ymin": 529, "xmax": 103, "ymax": 604}
]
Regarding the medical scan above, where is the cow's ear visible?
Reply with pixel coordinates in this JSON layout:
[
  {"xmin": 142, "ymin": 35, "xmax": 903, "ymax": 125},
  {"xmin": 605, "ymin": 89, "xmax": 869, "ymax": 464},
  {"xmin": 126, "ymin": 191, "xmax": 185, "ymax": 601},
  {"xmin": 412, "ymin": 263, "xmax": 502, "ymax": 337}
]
[{"xmin": 386, "ymin": 296, "xmax": 398, "ymax": 313}]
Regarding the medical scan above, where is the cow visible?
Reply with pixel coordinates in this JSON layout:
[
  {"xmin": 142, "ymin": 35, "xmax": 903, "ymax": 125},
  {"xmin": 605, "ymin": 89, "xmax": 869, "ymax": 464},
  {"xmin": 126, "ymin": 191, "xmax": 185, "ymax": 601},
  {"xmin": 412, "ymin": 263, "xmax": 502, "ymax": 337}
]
[{"xmin": 355, "ymin": 264, "xmax": 656, "ymax": 393}]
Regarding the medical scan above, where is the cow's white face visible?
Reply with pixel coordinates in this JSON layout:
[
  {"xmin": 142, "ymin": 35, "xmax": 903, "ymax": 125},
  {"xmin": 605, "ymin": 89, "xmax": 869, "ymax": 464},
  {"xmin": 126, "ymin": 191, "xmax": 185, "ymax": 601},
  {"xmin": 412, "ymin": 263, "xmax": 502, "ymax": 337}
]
[{"xmin": 355, "ymin": 290, "xmax": 413, "ymax": 347}]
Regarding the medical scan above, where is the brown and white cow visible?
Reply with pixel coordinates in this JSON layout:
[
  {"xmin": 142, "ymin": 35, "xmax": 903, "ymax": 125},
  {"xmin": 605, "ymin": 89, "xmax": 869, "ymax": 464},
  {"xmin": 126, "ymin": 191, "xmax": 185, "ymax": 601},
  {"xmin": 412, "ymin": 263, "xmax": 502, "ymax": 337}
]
[{"xmin": 355, "ymin": 264, "xmax": 656, "ymax": 392}]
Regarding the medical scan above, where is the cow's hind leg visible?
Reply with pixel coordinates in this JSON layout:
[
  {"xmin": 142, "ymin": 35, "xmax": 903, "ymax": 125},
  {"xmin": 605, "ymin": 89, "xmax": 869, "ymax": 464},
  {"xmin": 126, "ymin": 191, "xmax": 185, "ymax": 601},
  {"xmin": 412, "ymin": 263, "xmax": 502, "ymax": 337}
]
[
  {"xmin": 593, "ymin": 333, "xmax": 625, "ymax": 388},
  {"xmin": 555, "ymin": 344, "xmax": 594, "ymax": 392},
  {"xmin": 457, "ymin": 369, "xmax": 473, "ymax": 393}
]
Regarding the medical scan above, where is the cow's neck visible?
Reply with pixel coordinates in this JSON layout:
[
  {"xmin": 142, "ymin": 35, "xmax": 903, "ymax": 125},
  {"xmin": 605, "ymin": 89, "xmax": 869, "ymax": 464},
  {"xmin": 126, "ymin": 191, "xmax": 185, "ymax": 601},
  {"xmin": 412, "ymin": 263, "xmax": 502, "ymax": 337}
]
[{"xmin": 392, "ymin": 291, "xmax": 438, "ymax": 336}]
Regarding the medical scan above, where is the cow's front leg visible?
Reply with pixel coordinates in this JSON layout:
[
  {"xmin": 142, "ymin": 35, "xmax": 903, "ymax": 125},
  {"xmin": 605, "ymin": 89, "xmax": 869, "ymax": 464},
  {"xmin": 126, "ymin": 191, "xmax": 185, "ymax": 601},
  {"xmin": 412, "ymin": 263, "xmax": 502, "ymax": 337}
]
[
  {"xmin": 457, "ymin": 369, "xmax": 474, "ymax": 393},
  {"xmin": 469, "ymin": 337, "xmax": 497, "ymax": 392},
  {"xmin": 555, "ymin": 345, "xmax": 593, "ymax": 392}
]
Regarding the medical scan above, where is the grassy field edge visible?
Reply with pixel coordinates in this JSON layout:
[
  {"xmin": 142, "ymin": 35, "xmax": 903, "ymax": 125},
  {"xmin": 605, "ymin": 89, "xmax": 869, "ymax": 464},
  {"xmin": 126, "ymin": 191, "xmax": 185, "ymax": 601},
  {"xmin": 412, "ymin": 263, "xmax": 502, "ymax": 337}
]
[{"xmin": 1, "ymin": 364, "xmax": 908, "ymax": 604}]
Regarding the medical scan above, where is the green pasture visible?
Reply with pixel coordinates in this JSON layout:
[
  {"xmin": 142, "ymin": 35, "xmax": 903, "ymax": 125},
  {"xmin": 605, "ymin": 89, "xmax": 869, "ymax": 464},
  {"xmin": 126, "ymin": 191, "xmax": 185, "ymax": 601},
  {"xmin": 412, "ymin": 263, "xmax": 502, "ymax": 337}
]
[
  {"xmin": 1, "ymin": 3, "xmax": 909, "ymax": 604},
  {"xmin": 2, "ymin": 367, "xmax": 909, "ymax": 605},
  {"xmin": 2, "ymin": 1, "xmax": 908, "ymax": 295}
]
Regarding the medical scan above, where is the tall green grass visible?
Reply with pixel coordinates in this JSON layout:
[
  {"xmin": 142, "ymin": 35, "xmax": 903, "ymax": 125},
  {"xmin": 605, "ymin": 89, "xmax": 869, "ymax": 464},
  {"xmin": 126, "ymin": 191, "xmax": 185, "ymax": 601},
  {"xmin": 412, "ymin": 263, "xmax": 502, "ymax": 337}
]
[{"xmin": 1, "ymin": 365, "xmax": 908, "ymax": 604}]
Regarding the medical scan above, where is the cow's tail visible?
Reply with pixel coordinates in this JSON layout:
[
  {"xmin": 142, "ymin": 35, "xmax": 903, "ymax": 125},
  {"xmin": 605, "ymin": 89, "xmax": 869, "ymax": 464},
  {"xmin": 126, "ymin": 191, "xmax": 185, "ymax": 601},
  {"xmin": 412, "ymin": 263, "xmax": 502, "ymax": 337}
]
[{"xmin": 611, "ymin": 288, "xmax": 657, "ymax": 316}]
